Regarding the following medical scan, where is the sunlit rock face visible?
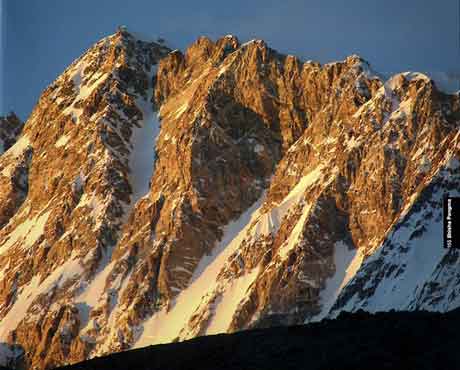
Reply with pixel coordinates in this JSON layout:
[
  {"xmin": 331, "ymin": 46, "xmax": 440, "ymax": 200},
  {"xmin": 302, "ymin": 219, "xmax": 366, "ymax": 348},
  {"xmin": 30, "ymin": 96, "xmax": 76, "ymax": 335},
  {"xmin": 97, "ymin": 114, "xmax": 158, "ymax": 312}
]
[{"xmin": 0, "ymin": 29, "xmax": 459, "ymax": 370}]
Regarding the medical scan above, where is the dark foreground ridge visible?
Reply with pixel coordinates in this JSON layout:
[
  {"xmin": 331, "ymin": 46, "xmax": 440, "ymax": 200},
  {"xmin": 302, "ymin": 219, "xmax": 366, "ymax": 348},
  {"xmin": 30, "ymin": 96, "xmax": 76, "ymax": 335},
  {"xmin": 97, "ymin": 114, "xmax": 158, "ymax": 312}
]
[{"xmin": 49, "ymin": 309, "xmax": 460, "ymax": 370}]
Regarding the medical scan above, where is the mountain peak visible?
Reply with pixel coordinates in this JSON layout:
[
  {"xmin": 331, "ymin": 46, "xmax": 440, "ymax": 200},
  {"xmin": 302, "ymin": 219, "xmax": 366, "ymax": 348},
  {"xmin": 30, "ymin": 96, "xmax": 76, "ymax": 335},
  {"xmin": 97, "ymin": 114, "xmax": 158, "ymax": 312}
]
[{"xmin": 0, "ymin": 30, "xmax": 459, "ymax": 370}]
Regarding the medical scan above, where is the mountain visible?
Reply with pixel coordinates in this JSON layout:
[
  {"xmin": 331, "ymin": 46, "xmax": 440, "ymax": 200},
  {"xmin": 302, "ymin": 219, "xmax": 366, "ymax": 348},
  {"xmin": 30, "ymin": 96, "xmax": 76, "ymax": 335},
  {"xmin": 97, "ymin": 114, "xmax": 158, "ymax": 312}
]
[{"xmin": 0, "ymin": 28, "xmax": 459, "ymax": 369}]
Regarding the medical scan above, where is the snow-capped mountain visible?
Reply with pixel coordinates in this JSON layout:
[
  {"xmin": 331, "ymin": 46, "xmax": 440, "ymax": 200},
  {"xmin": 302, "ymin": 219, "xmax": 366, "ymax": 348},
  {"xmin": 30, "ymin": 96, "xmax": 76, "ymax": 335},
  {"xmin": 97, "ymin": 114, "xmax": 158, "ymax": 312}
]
[{"xmin": 0, "ymin": 29, "xmax": 459, "ymax": 370}]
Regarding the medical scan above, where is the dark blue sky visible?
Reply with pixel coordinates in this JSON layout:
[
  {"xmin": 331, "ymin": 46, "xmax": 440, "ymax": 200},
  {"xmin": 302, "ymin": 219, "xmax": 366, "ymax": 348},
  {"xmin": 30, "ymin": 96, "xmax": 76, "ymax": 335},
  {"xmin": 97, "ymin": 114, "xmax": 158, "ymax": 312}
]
[{"xmin": 3, "ymin": 0, "xmax": 459, "ymax": 119}]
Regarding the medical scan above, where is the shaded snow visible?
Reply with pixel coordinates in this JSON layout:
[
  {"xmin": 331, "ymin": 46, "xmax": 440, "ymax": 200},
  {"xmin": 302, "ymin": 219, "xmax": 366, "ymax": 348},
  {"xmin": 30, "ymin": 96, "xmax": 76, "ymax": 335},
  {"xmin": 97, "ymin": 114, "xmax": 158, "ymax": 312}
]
[
  {"xmin": 350, "ymin": 211, "xmax": 446, "ymax": 313},
  {"xmin": 254, "ymin": 144, "xmax": 264, "ymax": 154},
  {"xmin": 381, "ymin": 70, "xmax": 460, "ymax": 96},
  {"xmin": 359, "ymin": 62, "xmax": 381, "ymax": 81},
  {"xmin": 418, "ymin": 155, "xmax": 432, "ymax": 173},
  {"xmin": 278, "ymin": 203, "xmax": 313, "ymax": 259},
  {"xmin": 0, "ymin": 343, "xmax": 22, "ymax": 368},
  {"xmin": 307, "ymin": 241, "xmax": 364, "ymax": 322},
  {"xmin": 129, "ymin": 68, "xmax": 160, "ymax": 203},
  {"xmin": 76, "ymin": 250, "xmax": 115, "ymax": 318},
  {"xmin": 2, "ymin": 135, "xmax": 30, "ymax": 158},
  {"xmin": 127, "ymin": 31, "xmax": 171, "ymax": 48},
  {"xmin": 331, "ymin": 156, "xmax": 459, "ymax": 315}
]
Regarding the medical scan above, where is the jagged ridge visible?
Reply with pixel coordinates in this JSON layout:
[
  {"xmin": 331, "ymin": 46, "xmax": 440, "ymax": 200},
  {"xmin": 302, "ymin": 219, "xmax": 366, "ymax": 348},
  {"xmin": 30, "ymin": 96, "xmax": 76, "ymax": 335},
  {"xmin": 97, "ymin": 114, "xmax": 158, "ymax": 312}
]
[{"xmin": 0, "ymin": 30, "xmax": 459, "ymax": 370}]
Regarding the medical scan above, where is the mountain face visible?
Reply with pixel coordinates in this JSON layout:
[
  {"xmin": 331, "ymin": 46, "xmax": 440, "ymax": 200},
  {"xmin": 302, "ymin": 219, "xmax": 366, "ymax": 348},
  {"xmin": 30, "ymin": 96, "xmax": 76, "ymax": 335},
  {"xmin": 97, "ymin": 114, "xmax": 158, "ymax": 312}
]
[
  {"xmin": 0, "ymin": 113, "xmax": 26, "ymax": 230},
  {"xmin": 0, "ymin": 29, "xmax": 459, "ymax": 370}
]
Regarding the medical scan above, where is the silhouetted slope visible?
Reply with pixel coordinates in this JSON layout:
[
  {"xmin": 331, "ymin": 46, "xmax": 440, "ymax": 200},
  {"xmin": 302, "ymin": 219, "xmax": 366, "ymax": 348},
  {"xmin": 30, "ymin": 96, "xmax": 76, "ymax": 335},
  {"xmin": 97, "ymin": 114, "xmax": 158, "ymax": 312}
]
[{"xmin": 57, "ymin": 309, "xmax": 460, "ymax": 370}]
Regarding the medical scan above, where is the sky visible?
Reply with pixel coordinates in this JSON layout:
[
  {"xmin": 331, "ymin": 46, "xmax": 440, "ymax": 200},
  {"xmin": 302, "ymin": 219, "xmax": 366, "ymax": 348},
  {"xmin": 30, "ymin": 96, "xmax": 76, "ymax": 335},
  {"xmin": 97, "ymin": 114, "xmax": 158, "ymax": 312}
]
[{"xmin": 2, "ymin": 0, "xmax": 459, "ymax": 120}]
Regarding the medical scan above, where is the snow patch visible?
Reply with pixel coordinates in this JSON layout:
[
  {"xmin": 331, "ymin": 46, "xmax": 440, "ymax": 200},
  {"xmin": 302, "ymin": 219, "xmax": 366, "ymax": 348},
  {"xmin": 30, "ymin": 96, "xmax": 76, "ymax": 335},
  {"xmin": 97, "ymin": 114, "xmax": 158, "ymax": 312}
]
[
  {"xmin": 134, "ymin": 194, "xmax": 265, "ymax": 347},
  {"xmin": 307, "ymin": 241, "xmax": 364, "ymax": 322},
  {"xmin": 345, "ymin": 136, "xmax": 361, "ymax": 151},
  {"xmin": 55, "ymin": 135, "xmax": 71, "ymax": 148},
  {"xmin": 253, "ymin": 144, "xmax": 264, "ymax": 154},
  {"xmin": 3, "ymin": 135, "xmax": 30, "ymax": 158},
  {"xmin": 61, "ymin": 63, "xmax": 109, "ymax": 124},
  {"xmin": 205, "ymin": 267, "xmax": 260, "ymax": 335},
  {"xmin": 331, "ymin": 164, "xmax": 457, "ymax": 315},
  {"xmin": 241, "ymin": 39, "xmax": 258, "ymax": 48},
  {"xmin": 129, "ymin": 66, "xmax": 160, "ymax": 203},
  {"xmin": 76, "ymin": 255, "xmax": 115, "ymax": 310},
  {"xmin": 400, "ymin": 71, "xmax": 431, "ymax": 83},
  {"xmin": 252, "ymin": 165, "xmax": 324, "ymax": 238},
  {"xmin": 418, "ymin": 155, "xmax": 431, "ymax": 173},
  {"xmin": 0, "ymin": 257, "xmax": 83, "ymax": 341},
  {"xmin": 0, "ymin": 210, "xmax": 51, "ymax": 254},
  {"xmin": 278, "ymin": 202, "xmax": 313, "ymax": 259}
]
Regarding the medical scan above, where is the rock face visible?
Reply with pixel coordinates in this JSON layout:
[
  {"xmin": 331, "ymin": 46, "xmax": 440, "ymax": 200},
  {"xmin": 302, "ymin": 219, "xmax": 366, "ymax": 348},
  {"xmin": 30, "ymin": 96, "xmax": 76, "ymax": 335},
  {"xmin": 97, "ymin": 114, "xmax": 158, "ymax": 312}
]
[
  {"xmin": 0, "ymin": 113, "xmax": 28, "ymax": 229},
  {"xmin": 0, "ymin": 29, "xmax": 170, "ymax": 369},
  {"xmin": 0, "ymin": 113, "xmax": 23, "ymax": 155},
  {"xmin": 0, "ymin": 30, "xmax": 459, "ymax": 370}
]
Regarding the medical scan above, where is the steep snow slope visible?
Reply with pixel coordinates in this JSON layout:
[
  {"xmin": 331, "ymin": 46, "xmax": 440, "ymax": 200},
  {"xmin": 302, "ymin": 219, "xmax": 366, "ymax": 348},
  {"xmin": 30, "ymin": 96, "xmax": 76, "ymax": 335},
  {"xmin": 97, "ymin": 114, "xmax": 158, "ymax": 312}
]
[
  {"xmin": 330, "ymin": 150, "xmax": 460, "ymax": 316},
  {"xmin": 135, "ymin": 195, "xmax": 265, "ymax": 346},
  {"xmin": 129, "ymin": 68, "xmax": 161, "ymax": 203},
  {"xmin": 306, "ymin": 241, "xmax": 364, "ymax": 322}
]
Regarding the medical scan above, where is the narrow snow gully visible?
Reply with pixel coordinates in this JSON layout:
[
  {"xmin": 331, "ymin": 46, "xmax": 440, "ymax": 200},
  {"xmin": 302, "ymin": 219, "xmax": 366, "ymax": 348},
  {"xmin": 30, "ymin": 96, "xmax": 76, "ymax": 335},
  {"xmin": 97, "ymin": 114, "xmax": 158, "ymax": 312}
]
[
  {"xmin": 129, "ymin": 66, "xmax": 161, "ymax": 204},
  {"xmin": 134, "ymin": 194, "xmax": 265, "ymax": 347}
]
